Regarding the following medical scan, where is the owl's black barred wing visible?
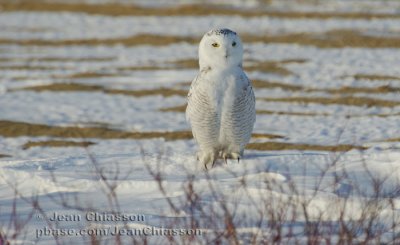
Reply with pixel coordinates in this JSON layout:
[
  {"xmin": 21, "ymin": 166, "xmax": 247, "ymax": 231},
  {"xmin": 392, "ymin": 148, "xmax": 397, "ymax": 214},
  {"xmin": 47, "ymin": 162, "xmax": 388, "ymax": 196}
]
[
  {"xmin": 221, "ymin": 74, "xmax": 256, "ymax": 152},
  {"xmin": 186, "ymin": 75, "xmax": 221, "ymax": 150}
]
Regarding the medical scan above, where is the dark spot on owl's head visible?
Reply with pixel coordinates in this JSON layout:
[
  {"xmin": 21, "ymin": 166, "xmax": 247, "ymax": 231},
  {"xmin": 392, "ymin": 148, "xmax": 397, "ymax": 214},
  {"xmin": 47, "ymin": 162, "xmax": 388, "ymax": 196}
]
[{"xmin": 207, "ymin": 28, "xmax": 237, "ymax": 37}]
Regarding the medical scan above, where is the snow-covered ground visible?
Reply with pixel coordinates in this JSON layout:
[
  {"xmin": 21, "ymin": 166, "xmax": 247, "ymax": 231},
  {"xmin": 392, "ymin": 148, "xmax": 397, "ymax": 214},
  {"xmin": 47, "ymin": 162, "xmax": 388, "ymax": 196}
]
[{"xmin": 1, "ymin": 0, "xmax": 400, "ymax": 244}]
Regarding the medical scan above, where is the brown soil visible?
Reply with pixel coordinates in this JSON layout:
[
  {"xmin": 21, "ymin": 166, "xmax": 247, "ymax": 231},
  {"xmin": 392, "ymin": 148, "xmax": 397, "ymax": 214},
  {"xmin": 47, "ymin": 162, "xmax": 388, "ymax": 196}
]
[
  {"xmin": 0, "ymin": 120, "xmax": 284, "ymax": 141},
  {"xmin": 0, "ymin": 57, "xmax": 115, "ymax": 63},
  {"xmin": 257, "ymin": 110, "xmax": 330, "ymax": 116},
  {"xmin": 1, "ymin": 30, "xmax": 399, "ymax": 49},
  {"xmin": 323, "ymin": 85, "xmax": 400, "ymax": 94},
  {"xmin": 1, "ymin": 1, "xmax": 398, "ymax": 19},
  {"xmin": 252, "ymin": 79, "xmax": 304, "ymax": 90},
  {"xmin": 384, "ymin": 137, "xmax": 400, "ymax": 142},
  {"xmin": 247, "ymin": 141, "xmax": 367, "ymax": 151},
  {"xmin": 0, "ymin": 120, "xmax": 193, "ymax": 140},
  {"xmin": 159, "ymin": 104, "xmax": 187, "ymax": 113},
  {"xmin": 22, "ymin": 140, "xmax": 95, "ymax": 149},
  {"xmin": 348, "ymin": 74, "xmax": 400, "ymax": 81},
  {"xmin": 263, "ymin": 96, "xmax": 400, "ymax": 107},
  {"xmin": 0, "ymin": 34, "xmax": 196, "ymax": 47},
  {"xmin": 12, "ymin": 83, "xmax": 188, "ymax": 97},
  {"xmin": 0, "ymin": 65, "xmax": 71, "ymax": 71},
  {"xmin": 251, "ymin": 133, "xmax": 285, "ymax": 139},
  {"xmin": 56, "ymin": 72, "xmax": 120, "ymax": 79}
]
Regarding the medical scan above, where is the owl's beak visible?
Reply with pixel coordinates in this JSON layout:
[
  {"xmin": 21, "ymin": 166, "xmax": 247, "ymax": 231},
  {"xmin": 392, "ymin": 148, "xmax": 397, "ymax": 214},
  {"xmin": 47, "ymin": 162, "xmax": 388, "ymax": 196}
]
[{"xmin": 224, "ymin": 49, "xmax": 229, "ymax": 59}]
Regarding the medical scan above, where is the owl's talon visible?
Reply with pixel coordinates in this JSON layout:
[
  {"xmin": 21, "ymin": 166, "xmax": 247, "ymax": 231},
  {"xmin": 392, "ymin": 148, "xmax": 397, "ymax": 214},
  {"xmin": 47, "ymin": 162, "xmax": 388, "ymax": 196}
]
[
  {"xmin": 222, "ymin": 153, "xmax": 228, "ymax": 164},
  {"xmin": 237, "ymin": 157, "xmax": 240, "ymax": 163},
  {"xmin": 212, "ymin": 160, "xmax": 216, "ymax": 168}
]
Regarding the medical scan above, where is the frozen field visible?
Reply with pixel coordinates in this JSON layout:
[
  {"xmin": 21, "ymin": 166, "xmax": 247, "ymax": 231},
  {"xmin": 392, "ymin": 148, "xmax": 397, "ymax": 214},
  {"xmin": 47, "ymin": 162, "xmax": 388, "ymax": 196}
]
[{"xmin": 1, "ymin": 0, "xmax": 400, "ymax": 244}]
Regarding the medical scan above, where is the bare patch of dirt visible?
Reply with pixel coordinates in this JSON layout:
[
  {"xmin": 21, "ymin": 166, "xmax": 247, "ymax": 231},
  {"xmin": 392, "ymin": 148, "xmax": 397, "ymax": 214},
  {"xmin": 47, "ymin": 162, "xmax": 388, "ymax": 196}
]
[
  {"xmin": 251, "ymin": 133, "xmax": 285, "ymax": 139},
  {"xmin": 2, "ymin": 30, "xmax": 399, "ymax": 49},
  {"xmin": 0, "ymin": 120, "xmax": 193, "ymax": 140},
  {"xmin": 252, "ymin": 79, "xmax": 304, "ymax": 90},
  {"xmin": 0, "ymin": 57, "xmax": 115, "ymax": 63},
  {"xmin": 0, "ymin": 34, "xmax": 196, "ymax": 47},
  {"xmin": 55, "ymin": 72, "xmax": 120, "ymax": 79},
  {"xmin": 22, "ymin": 140, "xmax": 95, "ymax": 149},
  {"xmin": 247, "ymin": 141, "xmax": 367, "ymax": 151},
  {"xmin": 0, "ymin": 120, "xmax": 286, "ymax": 142},
  {"xmin": 160, "ymin": 105, "xmax": 187, "ymax": 113},
  {"xmin": 0, "ymin": 65, "xmax": 72, "ymax": 71},
  {"xmin": 385, "ymin": 139, "xmax": 400, "ymax": 143},
  {"xmin": 263, "ymin": 96, "xmax": 400, "ymax": 107},
  {"xmin": 1, "ymin": 1, "xmax": 399, "ymax": 19},
  {"xmin": 346, "ymin": 74, "xmax": 400, "ymax": 81},
  {"xmin": 257, "ymin": 110, "xmax": 330, "ymax": 116},
  {"xmin": 12, "ymin": 83, "xmax": 188, "ymax": 97},
  {"xmin": 322, "ymin": 85, "xmax": 400, "ymax": 94}
]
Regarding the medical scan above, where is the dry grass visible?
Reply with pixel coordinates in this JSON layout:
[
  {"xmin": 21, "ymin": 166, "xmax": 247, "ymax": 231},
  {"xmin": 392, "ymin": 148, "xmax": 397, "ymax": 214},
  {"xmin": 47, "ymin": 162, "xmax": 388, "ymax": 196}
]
[
  {"xmin": 242, "ymin": 30, "xmax": 400, "ymax": 49},
  {"xmin": 106, "ymin": 88, "xmax": 188, "ymax": 97},
  {"xmin": 252, "ymin": 79, "xmax": 304, "ymax": 90},
  {"xmin": 247, "ymin": 141, "xmax": 367, "ymax": 151},
  {"xmin": 22, "ymin": 140, "xmax": 95, "ymax": 149},
  {"xmin": 384, "ymin": 137, "xmax": 400, "ymax": 142},
  {"xmin": 163, "ymin": 58, "xmax": 305, "ymax": 76},
  {"xmin": 0, "ymin": 65, "xmax": 70, "ymax": 71},
  {"xmin": 56, "ymin": 72, "xmax": 120, "ymax": 79},
  {"xmin": 246, "ymin": 59, "xmax": 307, "ymax": 76},
  {"xmin": 245, "ymin": 61, "xmax": 293, "ymax": 76},
  {"xmin": 23, "ymin": 79, "xmax": 397, "ymax": 98},
  {"xmin": 162, "ymin": 106, "xmax": 400, "ymax": 117},
  {"xmin": 17, "ymin": 81, "xmax": 398, "ymax": 110},
  {"xmin": 0, "ymin": 34, "xmax": 196, "ymax": 47},
  {"xmin": 1, "ymin": 1, "xmax": 399, "ymax": 19},
  {"xmin": 0, "ymin": 120, "xmax": 193, "ymax": 140},
  {"xmin": 323, "ymin": 85, "xmax": 400, "ymax": 94},
  {"xmin": 0, "ymin": 120, "xmax": 284, "ymax": 142},
  {"xmin": 6, "ymin": 58, "xmax": 299, "ymax": 77},
  {"xmin": 159, "ymin": 104, "xmax": 332, "ymax": 117},
  {"xmin": 257, "ymin": 110, "xmax": 330, "ymax": 116},
  {"xmin": 253, "ymin": 80, "xmax": 400, "ymax": 94},
  {"xmin": 12, "ymin": 83, "xmax": 188, "ymax": 97},
  {"xmin": 0, "ymin": 57, "xmax": 115, "ymax": 63},
  {"xmin": 2, "ymin": 30, "xmax": 399, "ymax": 49},
  {"xmin": 13, "ymin": 83, "xmax": 105, "ymax": 92},
  {"xmin": 251, "ymin": 133, "xmax": 284, "ymax": 139},
  {"xmin": 167, "ymin": 59, "xmax": 198, "ymax": 69},
  {"xmin": 160, "ymin": 104, "xmax": 187, "ymax": 113},
  {"xmin": 370, "ymin": 112, "xmax": 400, "ymax": 118},
  {"xmin": 347, "ymin": 74, "xmax": 400, "ymax": 81},
  {"xmin": 263, "ymin": 96, "xmax": 400, "ymax": 107}
]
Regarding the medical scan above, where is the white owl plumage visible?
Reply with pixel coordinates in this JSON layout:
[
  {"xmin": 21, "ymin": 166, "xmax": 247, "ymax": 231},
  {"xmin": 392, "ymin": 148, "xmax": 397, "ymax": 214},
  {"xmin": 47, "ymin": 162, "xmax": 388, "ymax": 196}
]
[{"xmin": 186, "ymin": 28, "xmax": 256, "ymax": 168}]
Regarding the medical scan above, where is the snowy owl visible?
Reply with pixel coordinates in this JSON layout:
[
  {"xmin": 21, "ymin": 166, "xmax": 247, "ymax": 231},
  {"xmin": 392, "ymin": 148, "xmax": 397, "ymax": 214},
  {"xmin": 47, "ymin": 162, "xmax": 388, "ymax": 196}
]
[{"xmin": 186, "ymin": 28, "xmax": 256, "ymax": 168}]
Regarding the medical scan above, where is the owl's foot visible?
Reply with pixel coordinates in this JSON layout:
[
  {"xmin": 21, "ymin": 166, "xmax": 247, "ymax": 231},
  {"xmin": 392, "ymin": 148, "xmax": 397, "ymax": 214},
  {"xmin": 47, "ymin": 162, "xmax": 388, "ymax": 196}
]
[
  {"xmin": 231, "ymin": 152, "xmax": 241, "ymax": 163},
  {"xmin": 222, "ymin": 152, "xmax": 241, "ymax": 163},
  {"xmin": 222, "ymin": 152, "xmax": 229, "ymax": 164},
  {"xmin": 198, "ymin": 151, "xmax": 217, "ymax": 170}
]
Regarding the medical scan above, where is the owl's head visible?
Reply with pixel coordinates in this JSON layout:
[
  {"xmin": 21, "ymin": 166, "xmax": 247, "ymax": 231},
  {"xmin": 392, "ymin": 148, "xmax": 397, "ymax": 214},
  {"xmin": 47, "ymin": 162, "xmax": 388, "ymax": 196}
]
[{"xmin": 198, "ymin": 28, "xmax": 243, "ymax": 70}]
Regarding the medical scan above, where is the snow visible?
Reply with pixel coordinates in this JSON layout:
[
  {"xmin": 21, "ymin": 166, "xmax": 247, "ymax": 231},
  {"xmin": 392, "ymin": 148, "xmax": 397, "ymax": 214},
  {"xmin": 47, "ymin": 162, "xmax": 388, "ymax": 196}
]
[{"xmin": 1, "ymin": 1, "xmax": 400, "ymax": 244}]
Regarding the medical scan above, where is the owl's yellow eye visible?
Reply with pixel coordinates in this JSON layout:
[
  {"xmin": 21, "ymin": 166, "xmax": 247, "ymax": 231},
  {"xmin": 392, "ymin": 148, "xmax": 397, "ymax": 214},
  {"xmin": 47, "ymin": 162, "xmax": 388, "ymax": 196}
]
[{"xmin": 212, "ymin": 43, "xmax": 219, "ymax": 47}]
